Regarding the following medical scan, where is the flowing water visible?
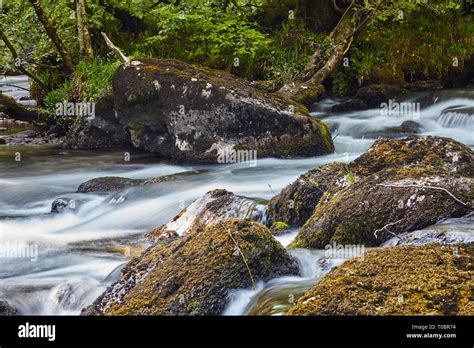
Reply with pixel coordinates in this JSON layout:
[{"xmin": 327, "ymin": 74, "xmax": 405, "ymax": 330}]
[{"xmin": 0, "ymin": 76, "xmax": 473, "ymax": 315}]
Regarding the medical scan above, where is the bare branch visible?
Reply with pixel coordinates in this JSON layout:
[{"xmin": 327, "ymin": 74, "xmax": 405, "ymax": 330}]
[
  {"xmin": 101, "ymin": 32, "xmax": 129, "ymax": 65},
  {"xmin": 374, "ymin": 219, "xmax": 403, "ymax": 239},
  {"xmin": 376, "ymin": 183, "xmax": 473, "ymax": 209},
  {"xmin": 0, "ymin": 29, "xmax": 47, "ymax": 91},
  {"xmin": 222, "ymin": 222, "xmax": 255, "ymax": 290}
]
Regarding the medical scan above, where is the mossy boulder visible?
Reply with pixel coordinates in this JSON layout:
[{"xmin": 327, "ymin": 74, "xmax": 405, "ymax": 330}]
[
  {"xmin": 146, "ymin": 189, "xmax": 265, "ymax": 242},
  {"xmin": 290, "ymin": 166, "xmax": 473, "ymax": 249},
  {"xmin": 288, "ymin": 243, "xmax": 473, "ymax": 315},
  {"xmin": 63, "ymin": 95, "xmax": 132, "ymax": 149},
  {"xmin": 350, "ymin": 136, "xmax": 474, "ymax": 177},
  {"xmin": 363, "ymin": 64, "xmax": 407, "ymax": 88},
  {"xmin": 110, "ymin": 58, "xmax": 333, "ymax": 162},
  {"xmin": 267, "ymin": 162, "xmax": 343, "ymax": 227},
  {"xmin": 268, "ymin": 136, "xmax": 473, "ymax": 228},
  {"xmin": 82, "ymin": 219, "xmax": 299, "ymax": 315}
]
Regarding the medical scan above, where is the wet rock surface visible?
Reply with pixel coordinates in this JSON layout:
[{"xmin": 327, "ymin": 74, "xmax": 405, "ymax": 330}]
[
  {"xmin": 145, "ymin": 189, "xmax": 266, "ymax": 242},
  {"xmin": 82, "ymin": 219, "xmax": 299, "ymax": 315},
  {"xmin": 268, "ymin": 136, "xmax": 474, "ymax": 231},
  {"xmin": 65, "ymin": 59, "xmax": 334, "ymax": 162},
  {"xmin": 76, "ymin": 170, "xmax": 203, "ymax": 193},
  {"xmin": 0, "ymin": 300, "xmax": 20, "ymax": 316}
]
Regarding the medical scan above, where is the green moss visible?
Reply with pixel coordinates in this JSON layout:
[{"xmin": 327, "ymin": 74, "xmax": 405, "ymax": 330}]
[
  {"xmin": 129, "ymin": 122, "xmax": 145, "ymax": 137},
  {"xmin": 316, "ymin": 120, "xmax": 335, "ymax": 154},
  {"xmin": 332, "ymin": 222, "xmax": 361, "ymax": 245},
  {"xmin": 288, "ymin": 238, "xmax": 305, "ymax": 249},
  {"xmin": 272, "ymin": 221, "xmax": 289, "ymax": 231},
  {"xmin": 92, "ymin": 219, "xmax": 298, "ymax": 316},
  {"xmin": 289, "ymin": 243, "xmax": 474, "ymax": 316}
]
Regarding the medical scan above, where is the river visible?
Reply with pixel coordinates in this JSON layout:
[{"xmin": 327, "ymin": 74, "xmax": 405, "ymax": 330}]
[{"xmin": 0, "ymin": 76, "xmax": 472, "ymax": 315}]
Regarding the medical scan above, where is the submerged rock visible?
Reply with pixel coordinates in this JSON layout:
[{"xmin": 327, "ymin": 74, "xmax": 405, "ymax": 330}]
[
  {"xmin": 51, "ymin": 198, "xmax": 72, "ymax": 213},
  {"xmin": 0, "ymin": 300, "xmax": 20, "ymax": 315},
  {"xmin": 145, "ymin": 189, "xmax": 266, "ymax": 242},
  {"xmin": 76, "ymin": 170, "xmax": 203, "ymax": 193},
  {"xmin": 290, "ymin": 166, "xmax": 473, "ymax": 248},
  {"xmin": 52, "ymin": 279, "xmax": 101, "ymax": 311},
  {"xmin": 66, "ymin": 58, "xmax": 334, "ymax": 162},
  {"xmin": 289, "ymin": 243, "xmax": 474, "ymax": 315},
  {"xmin": 82, "ymin": 219, "xmax": 299, "ymax": 315},
  {"xmin": 77, "ymin": 176, "xmax": 141, "ymax": 193},
  {"xmin": 357, "ymin": 121, "xmax": 422, "ymax": 140}
]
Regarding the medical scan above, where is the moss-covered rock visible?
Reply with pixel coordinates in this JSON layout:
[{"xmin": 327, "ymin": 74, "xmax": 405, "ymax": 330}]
[
  {"xmin": 268, "ymin": 136, "xmax": 473, "ymax": 229},
  {"xmin": 290, "ymin": 166, "xmax": 473, "ymax": 249},
  {"xmin": 82, "ymin": 219, "xmax": 299, "ymax": 315},
  {"xmin": 288, "ymin": 243, "xmax": 474, "ymax": 315},
  {"xmin": 267, "ymin": 162, "xmax": 343, "ymax": 227},
  {"xmin": 363, "ymin": 64, "xmax": 408, "ymax": 88},
  {"xmin": 350, "ymin": 136, "xmax": 474, "ymax": 177},
  {"xmin": 145, "ymin": 189, "xmax": 265, "ymax": 242},
  {"xmin": 110, "ymin": 58, "xmax": 333, "ymax": 162}
]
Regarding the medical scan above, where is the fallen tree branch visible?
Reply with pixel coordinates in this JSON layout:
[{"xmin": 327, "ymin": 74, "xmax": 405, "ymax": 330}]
[
  {"xmin": 222, "ymin": 223, "xmax": 256, "ymax": 290},
  {"xmin": 0, "ymin": 93, "xmax": 48, "ymax": 123},
  {"xmin": 374, "ymin": 219, "xmax": 403, "ymax": 239},
  {"xmin": 101, "ymin": 32, "xmax": 130, "ymax": 65},
  {"xmin": 376, "ymin": 183, "xmax": 473, "ymax": 209}
]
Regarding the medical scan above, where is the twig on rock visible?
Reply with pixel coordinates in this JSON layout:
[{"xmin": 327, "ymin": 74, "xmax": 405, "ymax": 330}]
[
  {"xmin": 374, "ymin": 219, "xmax": 403, "ymax": 239},
  {"xmin": 376, "ymin": 183, "xmax": 473, "ymax": 209},
  {"xmin": 223, "ymin": 223, "xmax": 255, "ymax": 290}
]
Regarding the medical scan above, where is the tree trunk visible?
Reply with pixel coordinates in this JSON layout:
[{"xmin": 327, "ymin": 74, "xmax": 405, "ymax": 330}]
[
  {"xmin": 0, "ymin": 93, "xmax": 48, "ymax": 123},
  {"xmin": 29, "ymin": 0, "xmax": 75, "ymax": 76},
  {"xmin": 278, "ymin": 5, "xmax": 357, "ymax": 106},
  {"xmin": 76, "ymin": 0, "xmax": 94, "ymax": 61}
]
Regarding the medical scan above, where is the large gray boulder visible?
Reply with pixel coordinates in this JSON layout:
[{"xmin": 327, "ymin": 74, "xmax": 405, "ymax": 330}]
[{"xmin": 65, "ymin": 59, "xmax": 334, "ymax": 163}]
